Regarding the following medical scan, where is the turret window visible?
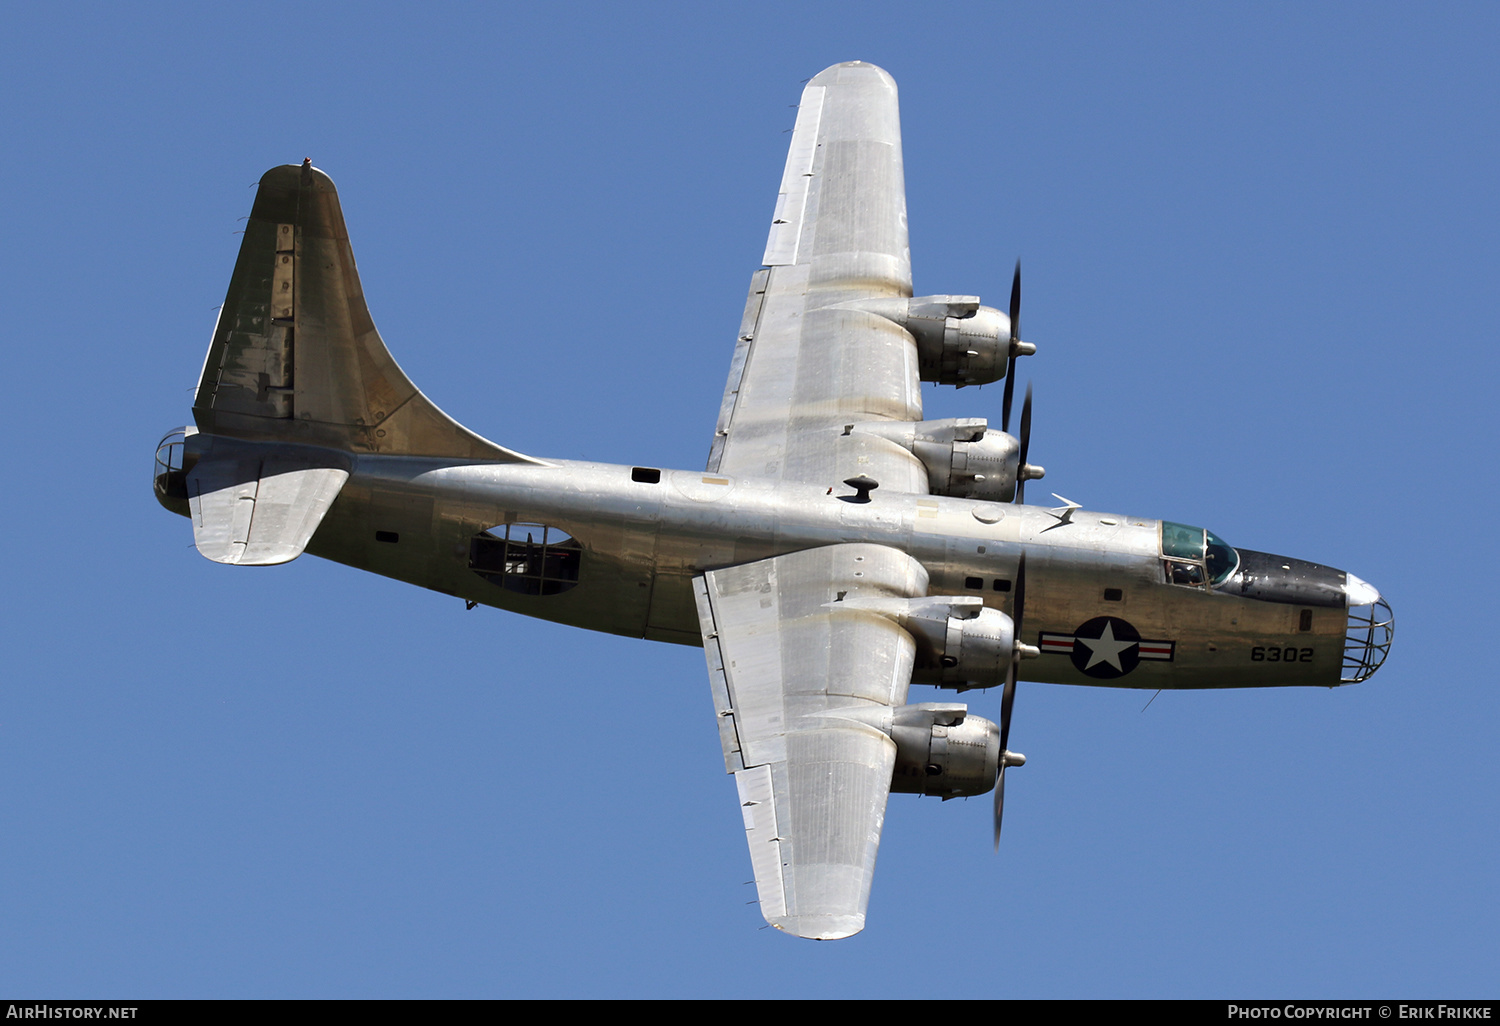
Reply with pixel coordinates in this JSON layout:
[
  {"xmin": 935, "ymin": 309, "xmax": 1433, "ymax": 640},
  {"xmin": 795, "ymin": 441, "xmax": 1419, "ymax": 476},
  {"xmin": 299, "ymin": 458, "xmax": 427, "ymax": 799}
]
[{"xmin": 470, "ymin": 523, "xmax": 581, "ymax": 595}]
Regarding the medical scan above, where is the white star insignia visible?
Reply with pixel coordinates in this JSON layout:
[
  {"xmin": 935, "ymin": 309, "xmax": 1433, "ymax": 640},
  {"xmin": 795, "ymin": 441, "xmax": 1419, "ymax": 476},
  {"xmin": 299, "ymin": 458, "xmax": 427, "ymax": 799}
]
[{"xmin": 1076, "ymin": 621, "xmax": 1138, "ymax": 671}]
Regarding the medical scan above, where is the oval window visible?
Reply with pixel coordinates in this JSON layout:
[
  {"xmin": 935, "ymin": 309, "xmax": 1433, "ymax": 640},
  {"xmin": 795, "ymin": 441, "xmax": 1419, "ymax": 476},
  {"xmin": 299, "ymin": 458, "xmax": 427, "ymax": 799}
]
[{"xmin": 469, "ymin": 523, "xmax": 581, "ymax": 595}]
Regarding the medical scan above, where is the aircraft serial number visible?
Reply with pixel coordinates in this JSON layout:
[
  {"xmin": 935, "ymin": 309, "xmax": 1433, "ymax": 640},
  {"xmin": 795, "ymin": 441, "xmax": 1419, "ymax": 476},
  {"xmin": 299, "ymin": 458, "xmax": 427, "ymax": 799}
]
[{"xmin": 1251, "ymin": 646, "xmax": 1313, "ymax": 662}]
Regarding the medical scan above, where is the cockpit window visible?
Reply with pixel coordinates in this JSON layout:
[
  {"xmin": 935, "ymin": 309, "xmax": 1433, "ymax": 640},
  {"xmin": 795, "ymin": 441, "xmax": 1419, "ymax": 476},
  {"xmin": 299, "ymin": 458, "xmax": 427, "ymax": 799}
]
[
  {"xmin": 1205, "ymin": 529, "xmax": 1238, "ymax": 584},
  {"xmin": 1162, "ymin": 522, "xmax": 1205, "ymax": 561},
  {"xmin": 1165, "ymin": 560, "xmax": 1205, "ymax": 586},
  {"xmin": 1161, "ymin": 522, "xmax": 1240, "ymax": 588}
]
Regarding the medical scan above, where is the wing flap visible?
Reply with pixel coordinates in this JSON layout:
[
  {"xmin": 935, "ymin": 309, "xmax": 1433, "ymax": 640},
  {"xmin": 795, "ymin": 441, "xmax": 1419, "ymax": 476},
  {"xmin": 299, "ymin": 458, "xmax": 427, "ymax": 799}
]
[
  {"xmin": 706, "ymin": 269, "xmax": 769, "ymax": 474},
  {"xmin": 733, "ymin": 764, "xmax": 786, "ymax": 919}
]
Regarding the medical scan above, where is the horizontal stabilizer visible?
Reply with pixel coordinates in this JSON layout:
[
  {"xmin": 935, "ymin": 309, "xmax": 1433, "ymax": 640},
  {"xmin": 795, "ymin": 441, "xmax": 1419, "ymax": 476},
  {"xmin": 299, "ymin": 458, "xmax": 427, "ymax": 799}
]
[{"xmin": 186, "ymin": 436, "xmax": 350, "ymax": 566}]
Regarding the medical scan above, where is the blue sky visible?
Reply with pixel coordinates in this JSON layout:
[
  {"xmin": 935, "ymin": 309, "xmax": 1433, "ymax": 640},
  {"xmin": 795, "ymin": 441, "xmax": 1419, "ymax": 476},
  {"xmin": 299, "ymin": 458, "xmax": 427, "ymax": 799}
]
[{"xmin": 1, "ymin": 1, "xmax": 1495, "ymax": 998}]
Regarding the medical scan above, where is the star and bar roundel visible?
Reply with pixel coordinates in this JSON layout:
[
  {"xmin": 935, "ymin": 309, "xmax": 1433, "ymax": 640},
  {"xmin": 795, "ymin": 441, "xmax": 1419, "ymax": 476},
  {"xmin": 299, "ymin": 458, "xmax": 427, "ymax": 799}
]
[{"xmin": 1038, "ymin": 616, "xmax": 1176, "ymax": 679}]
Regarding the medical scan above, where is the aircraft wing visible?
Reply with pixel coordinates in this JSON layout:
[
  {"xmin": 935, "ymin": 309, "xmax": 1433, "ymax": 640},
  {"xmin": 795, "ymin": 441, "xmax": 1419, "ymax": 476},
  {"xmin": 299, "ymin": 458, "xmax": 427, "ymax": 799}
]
[
  {"xmin": 693, "ymin": 543, "xmax": 929, "ymax": 939},
  {"xmin": 707, "ymin": 62, "xmax": 928, "ymax": 493}
]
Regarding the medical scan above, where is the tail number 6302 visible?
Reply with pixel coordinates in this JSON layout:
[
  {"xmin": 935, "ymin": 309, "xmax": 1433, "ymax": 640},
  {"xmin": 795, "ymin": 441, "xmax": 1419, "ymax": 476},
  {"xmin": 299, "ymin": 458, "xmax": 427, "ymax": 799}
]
[{"xmin": 1252, "ymin": 646, "xmax": 1313, "ymax": 662}]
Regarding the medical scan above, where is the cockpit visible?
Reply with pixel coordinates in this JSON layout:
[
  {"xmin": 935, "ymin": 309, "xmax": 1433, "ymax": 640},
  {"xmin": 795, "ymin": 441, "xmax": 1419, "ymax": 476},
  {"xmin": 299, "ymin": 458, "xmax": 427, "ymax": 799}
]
[
  {"xmin": 1159, "ymin": 520, "xmax": 1393, "ymax": 683},
  {"xmin": 1160, "ymin": 521, "xmax": 1239, "ymax": 588}
]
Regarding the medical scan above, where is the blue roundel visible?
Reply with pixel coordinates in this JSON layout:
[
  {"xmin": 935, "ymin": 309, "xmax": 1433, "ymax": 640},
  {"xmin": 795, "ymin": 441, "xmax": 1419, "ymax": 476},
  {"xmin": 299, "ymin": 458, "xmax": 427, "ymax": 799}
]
[{"xmin": 1069, "ymin": 616, "xmax": 1142, "ymax": 679}]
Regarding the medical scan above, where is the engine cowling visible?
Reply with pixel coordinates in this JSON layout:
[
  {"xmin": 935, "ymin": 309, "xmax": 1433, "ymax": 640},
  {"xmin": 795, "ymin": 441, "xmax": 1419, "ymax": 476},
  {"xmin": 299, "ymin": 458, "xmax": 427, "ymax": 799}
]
[
  {"xmin": 846, "ymin": 594, "xmax": 1016, "ymax": 690},
  {"xmin": 912, "ymin": 599, "xmax": 1015, "ymax": 690},
  {"xmin": 849, "ymin": 418, "xmax": 1024, "ymax": 502},
  {"xmin": 887, "ymin": 703, "xmax": 1000, "ymax": 798},
  {"xmin": 848, "ymin": 295, "xmax": 1012, "ymax": 386}
]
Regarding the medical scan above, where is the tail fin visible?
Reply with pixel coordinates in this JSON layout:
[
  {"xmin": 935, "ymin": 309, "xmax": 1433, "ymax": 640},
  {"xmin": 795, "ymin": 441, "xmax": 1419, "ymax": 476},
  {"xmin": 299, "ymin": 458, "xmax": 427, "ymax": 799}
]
[{"xmin": 194, "ymin": 163, "xmax": 532, "ymax": 462}]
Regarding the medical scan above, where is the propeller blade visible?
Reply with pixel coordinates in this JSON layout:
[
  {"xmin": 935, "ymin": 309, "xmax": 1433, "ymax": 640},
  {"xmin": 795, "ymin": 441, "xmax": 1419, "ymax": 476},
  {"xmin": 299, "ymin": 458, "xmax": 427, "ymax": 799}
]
[
  {"xmin": 1015, "ymin": 383, "xmax": 1034, "ymax": 505},
  {"xmin": 1001, "ymin": 362, "xmax": 1016, "ymax": 434},
  {"xmin": 1009, "ymin": 259, "xmax": 1021, "ymax": 342},
  {"xmin": 992, "ymin": 759, "xmax": 1008, "ymax": 850},
  {"xmin": 1001, "ymin": 261, "xmax": 1021, "ymax": 433},
  {"xmin": 997, "ymin": 667, "xmax": 1016, "ymax": 765},
  {"xmin": 1012, "ymin": 550, "xmax": 1027, "ymax": 635},
  {"xmin": 994, "ymin": 552, "xmax": 1026, "ymax": 849},
  {"xmin": 993, "ymin": 667, "xmax": 1016, "ymax": 849}
]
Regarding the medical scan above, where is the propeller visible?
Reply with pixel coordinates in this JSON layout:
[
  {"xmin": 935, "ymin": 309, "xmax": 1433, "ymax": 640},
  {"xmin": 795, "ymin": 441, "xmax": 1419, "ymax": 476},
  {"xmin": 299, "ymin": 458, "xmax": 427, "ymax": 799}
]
[
  {"xmin": 994, "ymin": 551, "xmax": 1029, "ymax": 850},
  {"xmin": 999, "ymin": 262, "xmax": 1043, "ymax": 503},
  {"xmin": 1001, "ymin": 261, "xmax": 1022, "ymax": 434},
  {"xmin": 1015, "ymin": 384, "xmax": 1034, "ymax": 505}
]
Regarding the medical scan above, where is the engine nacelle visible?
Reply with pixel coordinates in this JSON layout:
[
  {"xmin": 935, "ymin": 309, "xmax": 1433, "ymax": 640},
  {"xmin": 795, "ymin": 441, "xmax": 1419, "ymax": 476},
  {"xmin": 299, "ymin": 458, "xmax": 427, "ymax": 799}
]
[
  {"xmin": 886, "ymin": 703, "xmax": 1000, "ymax": 798},
  {"xmin": 846, "ymin": 594, "xmax": 1016, "ymax": 690},
  {"xmin": 849, "ymin": 418, "xmax": 1022, "ymax": 502},
  {"xmin": 849, "ymin": 295, "xmax": 1013, "ymax": 386},
  {"xmin": 910, "ymin": 599, "xmax": 1015, "ymax": 690}
]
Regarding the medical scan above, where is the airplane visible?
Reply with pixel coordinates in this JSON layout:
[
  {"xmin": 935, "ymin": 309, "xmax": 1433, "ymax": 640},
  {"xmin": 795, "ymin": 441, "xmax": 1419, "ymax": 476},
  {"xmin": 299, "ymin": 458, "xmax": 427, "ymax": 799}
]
[{"xmin": 154, "ymin": 61, "xmax": 1393, "ymax": 940}]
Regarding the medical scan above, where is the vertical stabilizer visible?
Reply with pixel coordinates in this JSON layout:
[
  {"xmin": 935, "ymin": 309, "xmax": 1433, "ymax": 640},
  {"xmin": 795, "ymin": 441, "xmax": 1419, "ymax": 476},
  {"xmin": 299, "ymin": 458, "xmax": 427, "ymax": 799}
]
[{"xmin": 194, "ymin": 163, "xmax": 533, "ymax": 462}]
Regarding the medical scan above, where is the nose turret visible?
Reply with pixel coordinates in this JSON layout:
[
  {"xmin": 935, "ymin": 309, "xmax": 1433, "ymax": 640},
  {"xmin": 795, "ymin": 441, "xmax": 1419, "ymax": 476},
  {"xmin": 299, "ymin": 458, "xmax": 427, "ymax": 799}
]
[{"xmin": 1341, "ymin": 573, "xmax": 1393, "ymax": 684}]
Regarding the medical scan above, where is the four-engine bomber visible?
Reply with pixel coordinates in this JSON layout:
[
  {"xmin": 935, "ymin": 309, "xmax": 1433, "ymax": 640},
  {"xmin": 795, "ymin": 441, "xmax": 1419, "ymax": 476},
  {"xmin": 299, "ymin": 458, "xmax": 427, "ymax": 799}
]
[{"xmin": 156, "ymin": 62, "xmax": 1392, "ymax": 939}]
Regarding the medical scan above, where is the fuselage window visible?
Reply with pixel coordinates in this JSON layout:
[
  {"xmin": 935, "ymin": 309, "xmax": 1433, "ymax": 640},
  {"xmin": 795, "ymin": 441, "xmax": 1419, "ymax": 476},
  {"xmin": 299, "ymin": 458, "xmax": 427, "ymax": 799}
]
[{"xmin": 470, "ymin": 523, "xmax": 581, "ymax": 596}]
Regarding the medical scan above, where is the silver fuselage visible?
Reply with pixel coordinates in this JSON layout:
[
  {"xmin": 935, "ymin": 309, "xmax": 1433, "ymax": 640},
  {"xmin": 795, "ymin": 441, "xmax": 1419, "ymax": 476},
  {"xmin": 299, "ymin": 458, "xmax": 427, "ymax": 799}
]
[{"xmin": 287, "ymin": 452, "xmax": 1360, "ymax": 690}]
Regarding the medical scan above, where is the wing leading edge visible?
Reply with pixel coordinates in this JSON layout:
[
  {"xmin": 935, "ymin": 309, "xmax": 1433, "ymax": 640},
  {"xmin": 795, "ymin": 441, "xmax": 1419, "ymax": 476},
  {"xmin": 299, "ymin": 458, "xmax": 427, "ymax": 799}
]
[{"xmin": 694, "ymin": 543, "xmax": 930, "ymax": 939}]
